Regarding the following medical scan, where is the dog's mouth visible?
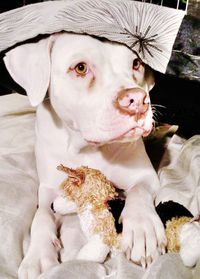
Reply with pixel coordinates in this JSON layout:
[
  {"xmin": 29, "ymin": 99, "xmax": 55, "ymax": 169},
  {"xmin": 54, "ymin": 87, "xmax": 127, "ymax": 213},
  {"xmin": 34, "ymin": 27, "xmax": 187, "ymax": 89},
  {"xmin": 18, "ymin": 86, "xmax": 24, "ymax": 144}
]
[
  {"xmin": 86, "ymin": 126, "xmax": 152, "ymax": 146},
  {"xmin": 116, "ymin": 126, "xmax": 151, "ymax": 139}
]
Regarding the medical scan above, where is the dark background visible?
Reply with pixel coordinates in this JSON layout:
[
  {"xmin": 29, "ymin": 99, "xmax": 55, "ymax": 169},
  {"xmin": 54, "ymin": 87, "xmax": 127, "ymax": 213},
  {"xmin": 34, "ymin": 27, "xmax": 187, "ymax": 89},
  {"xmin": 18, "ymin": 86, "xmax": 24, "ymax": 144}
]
[
  {"xmin": 0, "ymin": 0, "xmax": 200, "ymax": 139},
  {"xmin": 0, "ymin": 1, "xmax": 42, "ymax": 13}
]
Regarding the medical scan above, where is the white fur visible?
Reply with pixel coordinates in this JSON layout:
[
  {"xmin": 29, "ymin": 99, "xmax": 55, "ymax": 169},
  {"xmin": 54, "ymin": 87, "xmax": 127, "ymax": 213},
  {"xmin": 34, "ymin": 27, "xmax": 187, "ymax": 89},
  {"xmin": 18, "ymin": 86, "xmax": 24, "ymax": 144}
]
[
  {"xmin": 180, "ymin": 221, "xmax": 200, "ymax": 267},
  {"xmin": 53, "ymin": 196, "xmax": 77, "ymax": 215},
  {"xmin": 54, "ymin": 196, "xmax": 115, "ymax": 263},
  {"xmin": 4, "ymin": 33, "xmax": 166, "ymax": 278},
  {"xmin": 77, "ymin": 204, "xmax": 111, "ymax": 263},
  {"xmin": 77, "ymin": 234, "xmax": 110, "ymax": 263}
]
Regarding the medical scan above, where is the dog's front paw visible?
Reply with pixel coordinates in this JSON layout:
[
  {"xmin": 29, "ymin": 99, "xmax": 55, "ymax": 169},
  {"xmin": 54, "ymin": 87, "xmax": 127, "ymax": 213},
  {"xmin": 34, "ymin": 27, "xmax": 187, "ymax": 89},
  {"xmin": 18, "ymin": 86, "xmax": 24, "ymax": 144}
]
[
  {"xmin": 18, "ymin": 235, "xmax": 60, "ymax": 279},
  {"xmin": 120, "ymin": 204, "xmax": 166, "ymax": 268}
]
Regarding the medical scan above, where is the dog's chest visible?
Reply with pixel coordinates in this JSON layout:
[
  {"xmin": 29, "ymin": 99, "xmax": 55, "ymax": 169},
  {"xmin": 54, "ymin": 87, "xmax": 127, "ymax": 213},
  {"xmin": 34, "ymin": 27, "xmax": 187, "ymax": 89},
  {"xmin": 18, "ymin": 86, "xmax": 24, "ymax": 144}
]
[{"xmin": 70, "ymin": 142, "xmax": 142, "ymax": 190}]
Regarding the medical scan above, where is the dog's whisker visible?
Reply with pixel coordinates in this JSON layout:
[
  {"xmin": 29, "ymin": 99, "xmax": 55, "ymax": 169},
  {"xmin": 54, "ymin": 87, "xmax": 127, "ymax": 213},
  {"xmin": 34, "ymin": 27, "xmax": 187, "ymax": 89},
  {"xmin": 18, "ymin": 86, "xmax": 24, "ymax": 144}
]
[
  {"xmin": 151, "ymin": 104, "xmax": 166, "ymax": 110},
  {"xmin": 151, "ymin": 103, "xmax": 166, "ymax": 107},
  {"xmin": 152, "ymin": 120, "xmax": 157, "ymax": 131},
  {"xmin": 152, "ymin": 106, "xmax": 164, "ymax": 119},
  {"xmin": 153, "ymin": 110, "xmax": 163, "ymax": 118}
]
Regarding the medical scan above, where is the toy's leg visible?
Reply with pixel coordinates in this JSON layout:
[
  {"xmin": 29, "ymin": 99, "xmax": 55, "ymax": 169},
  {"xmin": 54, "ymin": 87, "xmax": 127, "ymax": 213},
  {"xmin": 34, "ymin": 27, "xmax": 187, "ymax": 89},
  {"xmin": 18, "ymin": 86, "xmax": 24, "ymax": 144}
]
[
  {"xmin": 77, "ymin": 235, "xmax": 110, "ymax": 263},
  {"xmin": 180, "ymin": 221, "xmax": 200, "ymax": 267},
  {"xmin": 59, "ymin": 214, "xmax": 87, "ymax": 262}
]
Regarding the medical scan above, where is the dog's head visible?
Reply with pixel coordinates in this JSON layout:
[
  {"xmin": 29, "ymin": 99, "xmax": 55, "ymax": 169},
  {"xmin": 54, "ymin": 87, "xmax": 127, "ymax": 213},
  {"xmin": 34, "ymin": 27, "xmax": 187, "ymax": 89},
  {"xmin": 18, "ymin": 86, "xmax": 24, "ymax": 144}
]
[{"xmin": 4, "ymin": 33, "xmax": 155, "ymax": 144}]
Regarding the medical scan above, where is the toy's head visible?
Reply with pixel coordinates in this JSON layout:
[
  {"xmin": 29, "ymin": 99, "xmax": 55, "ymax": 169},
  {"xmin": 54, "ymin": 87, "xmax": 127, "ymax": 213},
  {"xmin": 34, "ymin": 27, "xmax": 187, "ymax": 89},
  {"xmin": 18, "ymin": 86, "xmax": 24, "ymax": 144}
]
[{"xmin": 57, "ymin": 164, "xmax": 118, "ymax": 210}]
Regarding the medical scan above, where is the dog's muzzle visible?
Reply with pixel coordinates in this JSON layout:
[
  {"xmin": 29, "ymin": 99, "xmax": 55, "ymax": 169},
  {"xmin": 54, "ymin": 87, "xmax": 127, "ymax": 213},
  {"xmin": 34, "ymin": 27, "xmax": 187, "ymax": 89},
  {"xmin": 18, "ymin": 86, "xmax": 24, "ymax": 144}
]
[{"xmin": 86, "ymin": 88, "xmax": 152, "ymax": 146}]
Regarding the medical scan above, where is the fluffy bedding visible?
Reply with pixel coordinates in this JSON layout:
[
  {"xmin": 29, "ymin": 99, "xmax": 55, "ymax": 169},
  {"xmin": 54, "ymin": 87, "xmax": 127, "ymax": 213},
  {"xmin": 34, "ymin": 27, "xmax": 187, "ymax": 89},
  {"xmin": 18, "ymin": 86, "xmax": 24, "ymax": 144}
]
[{"xmin": 0, "ymin": 93, "xmax": 200, "ymax": 279}]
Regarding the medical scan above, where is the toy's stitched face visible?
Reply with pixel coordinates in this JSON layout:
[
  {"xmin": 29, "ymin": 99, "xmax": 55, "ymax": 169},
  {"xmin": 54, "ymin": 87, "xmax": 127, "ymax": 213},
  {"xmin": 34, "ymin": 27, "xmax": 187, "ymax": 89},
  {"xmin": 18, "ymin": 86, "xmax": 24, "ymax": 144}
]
[
  {"xmin": 65, "ymin": 177, "xmax": 104, "ymax": 203},
  {"xmin": 49, "ymin": 34, "xmax": 155, "ymax": 144},
  {"xmin": 60, "ymin": 166, "xmax": 117, "ymax": 205}
]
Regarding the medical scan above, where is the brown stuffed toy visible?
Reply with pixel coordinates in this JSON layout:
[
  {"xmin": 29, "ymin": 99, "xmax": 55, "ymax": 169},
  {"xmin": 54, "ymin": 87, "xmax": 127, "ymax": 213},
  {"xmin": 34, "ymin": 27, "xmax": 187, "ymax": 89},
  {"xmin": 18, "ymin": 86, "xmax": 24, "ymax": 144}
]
[
  {"xmin": 53, "ymin": 164, "xmax": 121, "ymax": 263},
  {"xmin": 53, "ymin": 165, "xmax": 200, "ymax": 266}
]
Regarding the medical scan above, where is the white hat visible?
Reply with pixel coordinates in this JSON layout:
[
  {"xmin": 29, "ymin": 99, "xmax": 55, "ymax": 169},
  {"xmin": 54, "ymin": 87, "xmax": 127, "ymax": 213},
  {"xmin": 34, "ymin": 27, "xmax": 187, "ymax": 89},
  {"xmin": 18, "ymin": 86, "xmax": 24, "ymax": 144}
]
[{"xmin": 0, "ymin": 0, "xmax": 185, "ymax": 73}]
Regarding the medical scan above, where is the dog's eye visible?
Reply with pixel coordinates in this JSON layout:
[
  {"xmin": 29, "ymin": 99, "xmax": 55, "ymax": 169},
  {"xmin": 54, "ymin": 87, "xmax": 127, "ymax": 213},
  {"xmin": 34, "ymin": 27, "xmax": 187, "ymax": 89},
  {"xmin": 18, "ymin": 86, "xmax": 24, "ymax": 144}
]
[
  {"xmin": 132, "ymin": 58, "xmax": 141, "ymax": 70},
  {"xmin": 74, "ymin": 62, "xmax": 88, "ymax": 76}
]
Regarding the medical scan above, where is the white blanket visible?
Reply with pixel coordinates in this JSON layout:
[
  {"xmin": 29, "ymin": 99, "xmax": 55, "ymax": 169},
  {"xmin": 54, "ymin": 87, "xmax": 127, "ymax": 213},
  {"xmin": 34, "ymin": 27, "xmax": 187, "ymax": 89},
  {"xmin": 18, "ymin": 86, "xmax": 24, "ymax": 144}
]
[{"xmin": 0, "ymin": 93, "xmax": 199, "ymax": 279}]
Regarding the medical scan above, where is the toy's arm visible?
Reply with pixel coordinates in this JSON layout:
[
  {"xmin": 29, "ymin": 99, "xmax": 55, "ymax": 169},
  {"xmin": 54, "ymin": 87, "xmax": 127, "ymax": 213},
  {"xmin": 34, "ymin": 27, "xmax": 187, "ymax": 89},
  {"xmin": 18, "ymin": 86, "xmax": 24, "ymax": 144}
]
[{"xmin": 53, "ymin": 196, "xmax": 77, "ymax": 215}]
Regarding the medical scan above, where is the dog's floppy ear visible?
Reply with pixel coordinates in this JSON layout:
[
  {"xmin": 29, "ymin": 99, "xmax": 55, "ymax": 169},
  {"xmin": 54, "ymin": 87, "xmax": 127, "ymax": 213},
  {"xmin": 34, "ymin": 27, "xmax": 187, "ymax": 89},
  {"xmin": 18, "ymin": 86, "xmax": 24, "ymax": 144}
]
[{"xmin": 3, "ymin": 36, "xmax": 53, "ymax": 106}]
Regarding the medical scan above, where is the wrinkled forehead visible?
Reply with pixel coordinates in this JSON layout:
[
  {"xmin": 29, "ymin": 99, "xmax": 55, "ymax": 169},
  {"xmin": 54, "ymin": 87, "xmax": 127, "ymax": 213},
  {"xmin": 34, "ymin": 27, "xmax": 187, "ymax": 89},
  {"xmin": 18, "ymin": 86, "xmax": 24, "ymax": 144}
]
[{"xmin": 51, "ymin": 33, "xmax": 138, "ymax": 65}]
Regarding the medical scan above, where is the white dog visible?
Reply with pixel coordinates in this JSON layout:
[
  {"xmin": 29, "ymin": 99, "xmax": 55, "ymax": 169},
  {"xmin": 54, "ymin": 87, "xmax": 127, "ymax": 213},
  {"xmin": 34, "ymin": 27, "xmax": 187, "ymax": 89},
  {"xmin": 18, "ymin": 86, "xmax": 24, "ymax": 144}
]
[{"xmin": 4, "ymin": 33, "xmax": 166, "ymax": 279}]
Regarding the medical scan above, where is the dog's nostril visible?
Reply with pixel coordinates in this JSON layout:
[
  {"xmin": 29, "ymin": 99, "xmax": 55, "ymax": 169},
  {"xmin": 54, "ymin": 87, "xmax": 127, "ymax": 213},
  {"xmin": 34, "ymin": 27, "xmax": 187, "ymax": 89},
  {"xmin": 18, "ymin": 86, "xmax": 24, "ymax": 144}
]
[{"xmin": 130, "ymin": 99, "xmax": 134, "ymax": 104}]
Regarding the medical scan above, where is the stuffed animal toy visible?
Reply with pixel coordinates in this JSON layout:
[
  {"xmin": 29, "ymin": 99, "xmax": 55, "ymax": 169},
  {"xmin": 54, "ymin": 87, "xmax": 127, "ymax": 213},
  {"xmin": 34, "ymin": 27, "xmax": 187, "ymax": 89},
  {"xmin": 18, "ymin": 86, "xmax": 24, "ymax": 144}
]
[
  {"xmin": 53, "ymin": 165, "xmax": 200, "ymax": 267},
  {"xmin": 53, "ymin": 164, "xmax": 121, "ymax": 263},
  {"xmin": 156, "ymin": 201, "xmax": 200, "ymax": 267}
]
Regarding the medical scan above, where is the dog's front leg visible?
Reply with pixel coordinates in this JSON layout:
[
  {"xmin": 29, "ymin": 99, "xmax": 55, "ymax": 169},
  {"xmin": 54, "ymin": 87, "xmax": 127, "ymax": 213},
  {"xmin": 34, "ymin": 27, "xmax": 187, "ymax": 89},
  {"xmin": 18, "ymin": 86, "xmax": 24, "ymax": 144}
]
[
  {"xmin": 120, "ymin": 182, "xmax": 167, "ymax": 268},
  {"xmin": 18, "ymin": 186, "xmax": 60, "ymax": 279}
]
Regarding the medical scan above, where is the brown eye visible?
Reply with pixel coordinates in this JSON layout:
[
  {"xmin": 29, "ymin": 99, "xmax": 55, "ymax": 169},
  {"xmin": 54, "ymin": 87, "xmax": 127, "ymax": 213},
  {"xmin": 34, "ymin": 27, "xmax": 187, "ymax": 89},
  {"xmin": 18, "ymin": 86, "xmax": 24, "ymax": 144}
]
[
  {"xmin": 133, "ymin": 58, "xmax": 141, "ymax": 70},
  {"xmin": 74, "ymin": 62, "xmax": 88, "ymax": 76}
]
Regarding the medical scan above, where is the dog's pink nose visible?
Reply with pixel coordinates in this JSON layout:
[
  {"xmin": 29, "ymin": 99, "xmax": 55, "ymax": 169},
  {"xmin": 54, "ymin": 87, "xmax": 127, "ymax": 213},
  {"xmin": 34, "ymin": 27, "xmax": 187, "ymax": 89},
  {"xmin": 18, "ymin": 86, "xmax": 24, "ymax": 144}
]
[{"xmin": 116, "ymin": 88, "xmax": 149, "ymax": 116}]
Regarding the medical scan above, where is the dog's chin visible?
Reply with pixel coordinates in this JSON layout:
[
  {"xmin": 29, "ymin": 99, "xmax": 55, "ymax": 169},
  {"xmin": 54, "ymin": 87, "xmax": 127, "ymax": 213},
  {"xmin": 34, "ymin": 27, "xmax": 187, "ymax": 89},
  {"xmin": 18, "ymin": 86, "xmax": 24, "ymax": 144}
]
[{"xmin": 86, "ymin": 127, "xmax": 151, "ymax": 147}]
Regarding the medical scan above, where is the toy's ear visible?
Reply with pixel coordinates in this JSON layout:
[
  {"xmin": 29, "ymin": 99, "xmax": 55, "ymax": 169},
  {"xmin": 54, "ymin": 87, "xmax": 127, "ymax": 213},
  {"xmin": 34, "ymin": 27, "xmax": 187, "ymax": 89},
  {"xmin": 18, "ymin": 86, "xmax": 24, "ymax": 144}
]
[
  {"xmin": 57, "ymin": 165, "xmax": 85, "ymax": 186},
  {"xmin": 3, "ymin": 36, "xmax": 54, "ymax": 106}
]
